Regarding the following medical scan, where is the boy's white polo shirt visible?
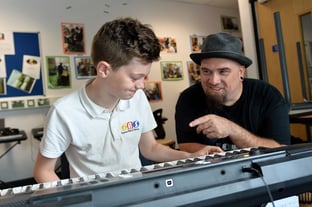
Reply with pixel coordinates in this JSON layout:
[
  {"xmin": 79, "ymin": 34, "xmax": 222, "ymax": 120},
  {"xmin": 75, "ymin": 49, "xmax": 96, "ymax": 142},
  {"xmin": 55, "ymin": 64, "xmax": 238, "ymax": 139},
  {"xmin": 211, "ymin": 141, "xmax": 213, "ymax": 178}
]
[{"xmin": 40, "ymin": 83, "xmax": 157, "ymax": 178}]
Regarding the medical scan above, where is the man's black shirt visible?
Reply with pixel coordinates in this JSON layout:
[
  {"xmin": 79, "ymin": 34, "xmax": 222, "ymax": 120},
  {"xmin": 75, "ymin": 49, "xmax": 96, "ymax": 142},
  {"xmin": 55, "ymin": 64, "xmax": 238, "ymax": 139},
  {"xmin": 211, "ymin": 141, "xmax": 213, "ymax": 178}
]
[{"xmin": 175, "ymin": 78, "xmax": 291, "ymax": 147}]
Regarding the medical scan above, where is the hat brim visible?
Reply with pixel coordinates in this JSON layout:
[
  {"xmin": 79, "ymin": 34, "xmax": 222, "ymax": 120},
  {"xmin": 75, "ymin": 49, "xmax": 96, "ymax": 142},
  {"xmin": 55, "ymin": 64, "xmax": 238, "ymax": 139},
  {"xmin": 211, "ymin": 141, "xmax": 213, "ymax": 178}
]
[{"xmin": 190, "ymin": 51, "xmax": 252, "ymax": 68}]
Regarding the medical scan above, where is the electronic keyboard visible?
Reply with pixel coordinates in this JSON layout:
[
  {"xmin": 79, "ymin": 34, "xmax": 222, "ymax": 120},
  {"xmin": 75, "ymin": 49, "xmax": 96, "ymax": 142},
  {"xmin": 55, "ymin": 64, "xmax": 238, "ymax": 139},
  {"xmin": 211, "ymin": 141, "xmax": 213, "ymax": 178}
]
[{"xmin": 1, "ymin": 143, "xmax": 312, "ymax": 207}]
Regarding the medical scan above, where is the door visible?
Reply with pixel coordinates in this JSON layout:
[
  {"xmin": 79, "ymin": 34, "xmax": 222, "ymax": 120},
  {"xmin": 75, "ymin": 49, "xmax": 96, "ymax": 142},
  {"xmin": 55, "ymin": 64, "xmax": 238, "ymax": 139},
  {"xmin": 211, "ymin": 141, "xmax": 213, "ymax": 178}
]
[{"xmin": 255, "ymin": 0, "xmax": 312, "ymax": 140}]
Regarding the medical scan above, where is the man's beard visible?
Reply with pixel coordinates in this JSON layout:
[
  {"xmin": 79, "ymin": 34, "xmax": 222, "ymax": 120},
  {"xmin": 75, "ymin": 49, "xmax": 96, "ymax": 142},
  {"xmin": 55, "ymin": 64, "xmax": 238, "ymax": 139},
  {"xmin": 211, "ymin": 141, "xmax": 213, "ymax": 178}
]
[{"xmin": 205, "ymin": 91, "xmax": 226, "ymax": 110}]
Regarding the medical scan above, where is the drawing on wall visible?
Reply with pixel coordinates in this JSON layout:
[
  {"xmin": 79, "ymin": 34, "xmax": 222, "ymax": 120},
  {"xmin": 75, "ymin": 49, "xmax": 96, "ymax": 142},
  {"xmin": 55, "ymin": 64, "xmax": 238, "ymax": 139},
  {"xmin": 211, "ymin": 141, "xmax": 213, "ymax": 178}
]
[
  {"xmin": 158, "ymin": 37, "xmax": 177, "ymax": 53},
  {"xmin": 61, "ymin": 22, "xmax": 85, "ymax": 54},
  {"xmin": 144, "ymin": 81, "xmax": 163, "ymax": 102},
  {"xmin": 190, "ymin": 34, "xmax": 206, "ymax": 53},
  {"xmin": 160, "ymin": 61, "xmax": 183, "ymax": 81},
  {"xmin": 221, "ymin": 16, "xmax": 240, "ymax": 32},
  {"xmin": 74, "ymin": 56, "xmax": 96, "ymax": 79},
  {"xmin": 187, "ymin": 61, "xmax": 201, "ymax": 86},
  {"xmin": 7, "ymin": 69, "xmax": 36, "ymax": 93},
  {"xmin": 46, "ymin": 56, "xmax": 71, "ymax": 89}
]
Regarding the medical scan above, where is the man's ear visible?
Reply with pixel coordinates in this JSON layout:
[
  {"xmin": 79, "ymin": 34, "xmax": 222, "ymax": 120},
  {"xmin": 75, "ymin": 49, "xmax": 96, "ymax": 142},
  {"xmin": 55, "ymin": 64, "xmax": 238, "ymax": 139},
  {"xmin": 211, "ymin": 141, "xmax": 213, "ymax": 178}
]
[
  {"xmin": 239, "ymin": 66, "xmax": 246, "ymax": 77},
  {"xmin": 97, "ymin": 61, "xmax": 111, "ymax": 78}
]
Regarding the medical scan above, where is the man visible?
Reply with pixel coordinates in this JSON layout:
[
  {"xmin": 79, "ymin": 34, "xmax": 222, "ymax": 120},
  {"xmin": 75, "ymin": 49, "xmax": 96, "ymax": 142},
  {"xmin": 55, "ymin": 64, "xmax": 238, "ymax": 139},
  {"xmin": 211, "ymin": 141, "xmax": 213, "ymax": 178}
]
[
  {"xmin": 34, "ymin": 18, "xmax": 221, "ymax": 183},
  {"xmin": 175, "ymin": 32, "xmax": 291, "ymax": 153}
]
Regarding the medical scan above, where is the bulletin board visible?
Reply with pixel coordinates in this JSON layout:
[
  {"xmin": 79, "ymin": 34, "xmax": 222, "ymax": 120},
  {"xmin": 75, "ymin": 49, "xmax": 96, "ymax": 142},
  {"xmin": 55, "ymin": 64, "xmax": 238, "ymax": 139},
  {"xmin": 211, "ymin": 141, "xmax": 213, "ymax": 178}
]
[{"xmin": 1, "ymin": 32, "xmax": 44, "ymax": 98}]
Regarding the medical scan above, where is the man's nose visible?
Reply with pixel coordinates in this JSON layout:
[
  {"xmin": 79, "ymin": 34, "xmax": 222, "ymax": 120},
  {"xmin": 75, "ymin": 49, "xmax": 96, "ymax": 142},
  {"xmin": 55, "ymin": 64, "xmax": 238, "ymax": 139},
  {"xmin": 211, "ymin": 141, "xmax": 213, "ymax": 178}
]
[{"xmin": 209, "ymin": 73, "xmax": 220, "ymax": 84}]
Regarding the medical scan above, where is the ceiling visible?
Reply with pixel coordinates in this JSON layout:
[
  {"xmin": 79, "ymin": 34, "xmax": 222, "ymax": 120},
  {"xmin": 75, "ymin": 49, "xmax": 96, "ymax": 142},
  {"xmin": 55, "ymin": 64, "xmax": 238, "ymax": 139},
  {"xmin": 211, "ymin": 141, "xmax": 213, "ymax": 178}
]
[{"xmin": 170, "ymin": 0, "xmax": 238, "ymax": 9}]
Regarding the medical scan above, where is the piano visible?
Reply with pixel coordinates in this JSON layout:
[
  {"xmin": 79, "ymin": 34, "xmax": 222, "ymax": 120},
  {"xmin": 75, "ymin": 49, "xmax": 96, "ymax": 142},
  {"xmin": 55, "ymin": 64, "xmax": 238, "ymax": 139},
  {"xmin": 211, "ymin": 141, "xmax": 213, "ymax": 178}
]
[{"xmin": 1, "ymin": 143, "xmax": 312, "ymax": 207}]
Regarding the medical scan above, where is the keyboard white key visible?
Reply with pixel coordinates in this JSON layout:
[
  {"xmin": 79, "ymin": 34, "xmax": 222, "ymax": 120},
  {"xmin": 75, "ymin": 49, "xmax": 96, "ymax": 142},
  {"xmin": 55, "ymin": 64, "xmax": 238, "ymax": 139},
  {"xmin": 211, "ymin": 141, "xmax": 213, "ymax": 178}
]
[{"xmin": 12, "ymin": 186, "xmax": 22, "ymax": 194}]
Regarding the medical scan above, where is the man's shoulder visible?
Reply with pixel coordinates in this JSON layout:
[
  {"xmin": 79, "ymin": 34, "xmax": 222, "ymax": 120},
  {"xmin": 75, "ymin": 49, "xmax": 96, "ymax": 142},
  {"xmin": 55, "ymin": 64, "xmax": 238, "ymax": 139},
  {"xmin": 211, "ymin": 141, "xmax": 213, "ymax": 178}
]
[
  {"xmin": 245, "ymin": 78, "xmax": 267, "ymax": 85},
  {"xmin": 244, "ymin": 78, "xmax": 278, "ymax": 91},
  {"xmin": 180, "ymin": 82, "xmax": 203, "ymax": 97},
  {"xmin": 244, "ymin": 78, "xmax": 284, "ymax": 100}
]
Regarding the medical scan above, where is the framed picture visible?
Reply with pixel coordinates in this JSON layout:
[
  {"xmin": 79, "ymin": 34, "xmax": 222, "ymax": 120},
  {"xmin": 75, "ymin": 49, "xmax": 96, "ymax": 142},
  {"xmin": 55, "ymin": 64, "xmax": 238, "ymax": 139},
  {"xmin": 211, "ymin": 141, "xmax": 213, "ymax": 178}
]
[
  {"xmin": 158, "ymin": 37, "xmax": 177, "ymax": 53},
  {"xmin": 160, "ymin": 61, "xmax": 183, "ymax": 81},
  {"xmin": 61, "ymin": 22, "xmax": 86, "ymax": 54},
  {"xmin": 190, "ymin": 35, "xmax": 206, "ymax": 53},
  {"xmin": 46, "ymin": 56, "xmax": 71, "ymax": 89},
  {"xmin": 74, "ymin": 56, "xmax": 96, "ymax": 79},
  {"xmin": 186, "ymin": 61, "xmax": 201, "ymax": 86},
  {"xmin": 221, "ymin": 16, "xmax": 240, "ymax": 32},
  {"xmin": 144, "ymin": 81, "xmax": 163, "ymax": 102}
]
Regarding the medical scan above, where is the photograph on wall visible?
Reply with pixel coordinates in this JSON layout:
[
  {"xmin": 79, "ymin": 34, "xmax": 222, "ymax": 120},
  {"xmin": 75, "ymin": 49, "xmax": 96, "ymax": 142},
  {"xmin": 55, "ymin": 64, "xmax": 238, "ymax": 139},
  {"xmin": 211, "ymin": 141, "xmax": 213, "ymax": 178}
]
[
  {"xmin": 23, "ymin": 55, "xmax": 41, "ymax": 79},
  {"xmin": 37, "ymin": 98, "xmax": 50, "ymax": 107},
  {"xmin": 7, "ymin": 69, "xmax": 36, "ymax": 93},
  {"xmin": 190, "ymin": 35, "xmax": 206, "ymax": 53},
  {"xmin": 11, "ymin": 100, "xmax": 25, "ymax": 109},
  {"xmin": 144, "ymin": 81, "xmax": 163, "ymax": 102},
  {"xmin": 0, "ymin": 77, "xmax": 6, "ymax": 95},
  {"xmin": 61, "ymin": 22, "xmax": 85, "ymax": 54},
  {"xmin": 74, "ymin": 56, "xmax": 96, "ymax": 79},
  {"xmin": 46, "ymin": 56, "xmax": 71, "ymax": 89},
  {"xmin": 187, "ymin": 61, "xmax": 201, "ymax": 86},
  {"xmin": 0, "ymin": 31, "xmax": 15, "ymax": 55},
  {"xmin": 221, "ymin": 16, "xmax": 240, "ymax": 32},
  {"xmin": 160, "ymin": 61, "xmax": 183, "ymax": 81},
  {"xmin": 158, "ymin": 37, "xmax": 177, "ymax": 53}
]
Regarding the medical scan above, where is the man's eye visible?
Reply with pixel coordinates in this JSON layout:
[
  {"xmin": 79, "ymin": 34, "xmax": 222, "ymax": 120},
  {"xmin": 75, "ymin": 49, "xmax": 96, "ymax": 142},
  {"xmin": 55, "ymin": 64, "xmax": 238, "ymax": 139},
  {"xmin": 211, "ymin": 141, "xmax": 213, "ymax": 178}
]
[
  {"xmin": 220, "ymin": 70, "xmax": 230, "ymax": 75},
  {"xmin": 202, "ymin": 70, "xmax": 211, "ymax": 74}
]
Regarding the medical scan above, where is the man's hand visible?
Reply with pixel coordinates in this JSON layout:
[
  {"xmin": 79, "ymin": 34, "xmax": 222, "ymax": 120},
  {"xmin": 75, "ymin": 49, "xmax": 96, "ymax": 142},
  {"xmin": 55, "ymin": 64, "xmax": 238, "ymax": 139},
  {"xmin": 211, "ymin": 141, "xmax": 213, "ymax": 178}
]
[{"xmin": 189, "ymin": 114, "xmax": 233, "ymax": 139}]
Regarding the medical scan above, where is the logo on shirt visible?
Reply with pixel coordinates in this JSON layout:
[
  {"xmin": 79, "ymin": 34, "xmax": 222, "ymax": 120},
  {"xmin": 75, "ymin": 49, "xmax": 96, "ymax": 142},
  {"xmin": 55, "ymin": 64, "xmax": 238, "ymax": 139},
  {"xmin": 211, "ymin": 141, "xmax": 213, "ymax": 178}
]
[{"xmin": 121, "ymin": 120, "xmax": 140, "ymax": 134}]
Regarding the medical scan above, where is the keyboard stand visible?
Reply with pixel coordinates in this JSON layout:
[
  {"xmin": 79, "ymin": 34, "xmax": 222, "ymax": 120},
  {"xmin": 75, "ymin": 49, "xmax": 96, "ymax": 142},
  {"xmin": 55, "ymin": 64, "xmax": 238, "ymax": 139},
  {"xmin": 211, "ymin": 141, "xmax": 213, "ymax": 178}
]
[{"xmin": 0, "ymin": 131, "xmax": 27, "ymax": 159}]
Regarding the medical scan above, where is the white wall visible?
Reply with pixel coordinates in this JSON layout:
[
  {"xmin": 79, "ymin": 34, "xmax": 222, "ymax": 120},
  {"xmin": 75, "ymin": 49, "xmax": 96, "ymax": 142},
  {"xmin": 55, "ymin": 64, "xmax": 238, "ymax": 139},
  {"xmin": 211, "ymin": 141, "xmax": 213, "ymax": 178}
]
[{"xmin": 0, "ymin": 0, "xmax": 255, "ymax": 182}]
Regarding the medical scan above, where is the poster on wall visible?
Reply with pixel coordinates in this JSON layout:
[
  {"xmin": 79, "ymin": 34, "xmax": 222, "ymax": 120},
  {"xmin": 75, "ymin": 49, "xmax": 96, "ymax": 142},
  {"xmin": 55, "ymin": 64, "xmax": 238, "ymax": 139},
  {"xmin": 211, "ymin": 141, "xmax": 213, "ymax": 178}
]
[
  {"xmin": 158, "ymin": 37, "xmax": 177, "ymax": 53},
  {"xmin": 144, "ymin": 81, "xmax": 163, "ymax": 102},
  {"xmin": 46, "ymin": 56, "xmax": 71, "ymax": 89},
  {"xmin": 160, "ymin": 61, "xmax": 183, "ymax": 81},
  {"xmin": 61, "ymin": 22, "xmax": 86, "ymax": 54}
]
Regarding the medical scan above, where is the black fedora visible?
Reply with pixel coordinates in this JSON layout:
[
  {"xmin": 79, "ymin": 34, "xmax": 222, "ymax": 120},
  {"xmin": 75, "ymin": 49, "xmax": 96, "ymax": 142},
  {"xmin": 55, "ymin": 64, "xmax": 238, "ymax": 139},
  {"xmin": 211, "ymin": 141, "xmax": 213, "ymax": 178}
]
[{"xmin": 190, "ymin": 32, "xmax": 252, "ymax": 67}]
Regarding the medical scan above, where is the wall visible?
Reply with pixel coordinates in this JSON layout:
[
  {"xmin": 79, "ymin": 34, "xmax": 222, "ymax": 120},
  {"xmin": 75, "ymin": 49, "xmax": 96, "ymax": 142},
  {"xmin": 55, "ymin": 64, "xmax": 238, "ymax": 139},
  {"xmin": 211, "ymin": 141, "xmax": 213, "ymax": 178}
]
[{"xmin": 0, "ymin": 0, "xmax": 255, "ymax": 182}]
